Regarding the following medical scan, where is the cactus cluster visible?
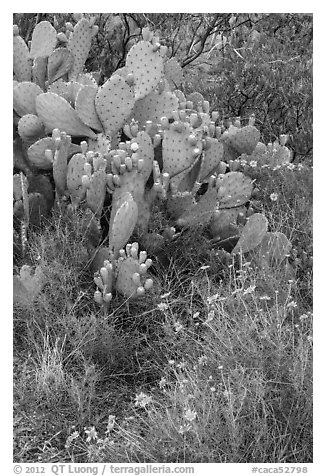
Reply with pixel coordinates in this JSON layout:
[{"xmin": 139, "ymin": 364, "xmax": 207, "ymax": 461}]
[{"xmin": 13, "ymin": 17, "xmax": 293, "ymax": 308}]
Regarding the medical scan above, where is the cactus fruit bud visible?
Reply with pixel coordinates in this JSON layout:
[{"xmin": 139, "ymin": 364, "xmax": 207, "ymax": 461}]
[
  {"xmin": 65, "ymin": 22, "xmax": 74, "ymax": 32},
  {"xmin": 139, "ymin": 263, "xmax": 148, "ymax": 275},
  {"xmin": 94, "ymin": 290, "xmax": 103, "ymax": 304},
  {"xmin": 139, "ymin": 251, "xmax": 147, "ymax": 264},
  {"xmin": 160, "ymin": 45, "xmax": 168, "ymax": 57},
  {"xmin": 279, "ymin": 134, "xmax": 288, "ymax": 146},
  {"xmin": 152, "ymin": 43, "xmax": 161, "ymax": 53},
  {"xmin": 187, "ymin": 134, "xmax": 197, "ymax": 146},
  {"xmin": 145, "ymin": 258, "xmax": 153, "ymax": 268},
  {"xmin": 160, "ymin": 116, "xmax": 169, "ymax": 129},
  {"xmin": 80, "ymin": 141, "xmax": 88, "ymax": 155},
  {"xmin": 212, "ymin": 111, "xmax": 219, "ymax": 122},
  {"xmin": 248, "ymin": 114, "xmax": 255, "ymax": 126},
  {"xmin": 82, "ymin": 175, "xmax": 90, "ymax": 187},
  {"xmin": 190, "ymin": 113, "xmax": 199, "ymax": 128},
  {"xmin": 103, "ymin": 293, "xmax": 112, "ymax": 303},
  {"xmin": 57, "ymin": 32, "xmax": 68, "ymax": 43},
  {"xmin": 154, "ymin": 134, "xmax": 162, "ymax": 148},
  {"xmin": 13, "ymin": 25, "xmax": 19, "ymax": 36},
  {"xmin": 203, "ymin": 100, "xmax": 210, "ymax": 113},
  {"xmin": 136, "ymin": 286, "xmax": 145, "ymax": 296},
  {"xmin": 144, "ymin": 279, "xmax": 153, "ymax": 290}
]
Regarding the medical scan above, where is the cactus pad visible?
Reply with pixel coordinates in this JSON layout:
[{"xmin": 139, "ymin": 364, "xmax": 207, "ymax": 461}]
[
  {"xmin": 95, "ymin": 75, "xmax": 135, "ymax": 137},
  {"xmin": 13, "ymin": 35, "xmax": 32, "ymax": 81},
  {"xmin": 126, "ymin": 41, "xmax": 164, "ymax": 100},
  {"xmin": 217, "ymin": 172, "xmax": 253, "ymax": 209},
  {"xmin": 109, "ymin": 192, "xmax": 138, "ymax": 256},
  {"xmin": 176, "ymin": 187, "xmax": 218, "ymax": 228},
  {"xmin": 67, "ymin": 17, "xmax": 95, "ymax": 80},
  {"xmin": 85, "ymin": 168, "xmax": 107, "ymax": 217},
  {"xmin": 67, "ymin": 153, "xmax": 87, "ymax": 204},
  {"xmin": 232, "ymin": 213, "xmax": 268, "ymax": 255},
  {"xmin": 47, "ymin": 48, "xmax": 74, "ymax": 84},
  {"xmin": 199, "ymin": 137, "xmax": 224, "ymax": 182},
  {"xmin": 30, "ymin": 21, "xmax": 57, "ymax": 59},
  {"xmin": 13, "ymin": 82, "xmax": 43, "ymax": 117},
  {"xmin": 75, "ymin": 85, "xmax": 103, "ymax": 131},
  {"xmin": 221, "ymin": 124, "xmax": 260, "ymax": 156},
  {"xmin": 36, "ymin": 92, "xmax": 97, "ymax": 138},
  {"xmin": 256, "ymin": 231, "xmax": 292, "ymax": 268},
  {"xmin": 17, "ymin": 114, "xmax": 45, "ymax": 145},
  {"xmin": 13, "ymin": 265, "xmax": 45, "ymax": 307},
  {"xmin": 164, "ymin": 57, "xmax": 183, "ymax": 89}
]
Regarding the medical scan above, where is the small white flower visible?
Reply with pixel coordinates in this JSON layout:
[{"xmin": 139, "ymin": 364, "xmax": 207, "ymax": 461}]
[
  {"xmin": 270, "ymin": 192, "xmax": 279, "ymax": 201},
  {"xmin": 84, "ymin": 426, "xmax": 98, "ymax": 443},
  {"xmin": 178, "ymin": 424, "xmax": 192, "ymax": 434},
  {"xmin": 159, "ymin": 377, "xmax": 167, "ymax": 389},
  {"xmin": 157, "ymin": 302, "xmax": 169, "ymax": 311},
  {"xmin": 105, "ymin": 415, "xmax": 116, "ymax": 433},
  {"xmin": 249, "ymin": 160, "xmax": 257, "ymax": 168},
  {"xmin": 198, "ymin": 355, "xmax": 208, "ymax": 366},
  {"xmin": 200, "ymin": 265, "xmax": 210, "ymax": 270},
  {"xmin": 243, "ymin": 284, "xmax": 256, "ymax": 295},
  {"xmin": 174, "ymin": 320, "xmax": 183, "ymax": 332},
  {"xmin": 184, "ymin": 409, "xmax": 197, "ymax": 422},
  {"xmin": 160, "ymin": 292, "xmax": 171, "ymax": 299},
  {"xmin": 135, "ymin": 392, "xmax": 152, "ymax": 408},
  {"xmin": 204, "ymin": 310, "xmax": 214, "ymax": 325},
  {"xmin": 259, "ymin": 295, "xmax": 271, "ymax": 301},
  {"xmin": 287, "ymin": 163, "xmax": 295, "ymax": 170},
  {"xmin": 207, "ymin": 293, "xmax": 219, "ymax": 304},
  {"xmin": 287, "ymin": 301, "xmax": 297, "ymax": 309}
]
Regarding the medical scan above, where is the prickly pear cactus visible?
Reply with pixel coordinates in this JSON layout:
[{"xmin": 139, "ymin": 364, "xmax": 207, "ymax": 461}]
[
  {"xmin": 36, "ymin": 92, "xmax": 97, "ymax": 139},
  {"xmin": 95, "ymin": 75, "xmax": 135, "ymax": 137},
  {"xmin": 232, "ymin": 213, "xmax": 268, "ymax": 255},
  {"xmin": 67, "ymin": 17, "xmax": 97, "ymax": 81},
  {"xmin": 30, "ymin": 20, "xmax": 57, "ymax": 59},
  {"xmin": 115, "ymin": 243, "xmax": 153, "ymax": 298},
  {"xmin": 126, "ymin": 40, "xmax": 164, "ymax": 100},
  {"xmin": 255, "ymin": 231, "xmax": 292, "ymax": 268},
  {"xmin": 108, "ymin": 192, "xmax": 138, "ymax": 257},
  {"xmin": 13, "ymin": 265, "xmax": 45, "ymax": 307}
]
